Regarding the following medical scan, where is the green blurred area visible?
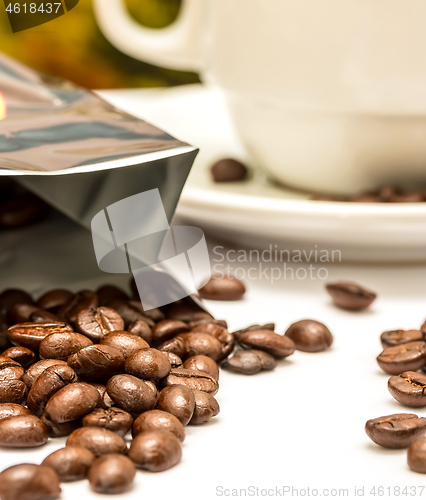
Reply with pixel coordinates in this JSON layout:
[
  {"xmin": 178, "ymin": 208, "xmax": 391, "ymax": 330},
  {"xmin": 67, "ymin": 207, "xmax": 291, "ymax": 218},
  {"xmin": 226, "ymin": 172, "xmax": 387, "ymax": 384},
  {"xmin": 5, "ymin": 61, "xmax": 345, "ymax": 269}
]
[{"xmin": 0, "ymin": 0, "xmax": 200, "ymax": 89}]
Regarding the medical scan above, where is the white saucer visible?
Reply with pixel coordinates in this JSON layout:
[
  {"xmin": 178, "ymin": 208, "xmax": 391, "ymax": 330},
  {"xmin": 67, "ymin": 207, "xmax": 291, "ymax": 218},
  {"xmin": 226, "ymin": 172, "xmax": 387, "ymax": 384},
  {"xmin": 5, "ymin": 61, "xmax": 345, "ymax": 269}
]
[{"xmin": 99, "ymin": 85, "xmax": 426, "ymax": 262}]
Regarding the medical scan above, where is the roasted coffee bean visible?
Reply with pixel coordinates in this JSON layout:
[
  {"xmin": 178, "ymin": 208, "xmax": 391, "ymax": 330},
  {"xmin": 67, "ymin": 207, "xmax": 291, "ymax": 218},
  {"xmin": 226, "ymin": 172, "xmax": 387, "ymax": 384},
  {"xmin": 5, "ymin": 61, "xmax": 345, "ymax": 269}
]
[
  {"xmin": 76, "ymin": 306, "xmax": 124, "ymax": 342},
  {"xmin": 0, "ymin": 464, "xmax": 61, "ymax": 500},
  {"xmin": 2, "ymin": 346, "xmax": 36, "ymax": 369},
  {"xmin": 238, "ymin": 330, "xmax": 295, "ymax": 358},
  {"xmin": 106, "ymin": 374, "xmax": 157, "ymax": 415},
  {"xmin": 177, "ymin": 332, "xmax": 223, "ymax": 361},
  {"xmin": 211, "ymin": 158, "xmax": 248, "ymax": 182},
  {"xmin": 0, "ymin": 289, "xmax": 34, "ymax": 318},
  {"xmin": 156, "ymin": 385, "xmax": 195, "ymax": 426},
  {"xmin": 88, "ymin": 454, "xmax": 136, "ymax": 494},
  {"xmin": 325, "ymin": 281, "xmax": 377, "ymax": 311},
  {"xmin": 42, "ymin": 446, "xmax": 95, "ymax": 481},
  {"xmin": 145, "ymin": 380, "xmax": 159, "ymax": 398},
  {"xmin": 0, "ymin": 415, "xmax": 48, "ymax": 447},
  {"xmin": 365, "ymin": 414, "xmax": 426, "ymax": 448},
  {"xmin": 66, "ymin": 427, "xmax": 128, "ymax": 457},
  {"xmin": 0, "ymin": 403, "xmax": 31, "ymax": 421},
  {"xmin": 141, "ymin": 306, "xmax": 165, "ymax": 323},
  {"xmin": 0, "ymin": 192, "xmax": 48, "ymax": 228},
  {"xmin": 36, "ymin": 289, "xmax": 74, "ymax": 312},
  {"xmin": 22, "ymin": 359, "xmax": 67, "ymax": 389},
  {"xmin": 183, "ymin": 355, "xmax": 219, "ymax": 380},
  {"xmin": 102, "ymin": 390, "xmax": 115, "ymax": 410},
  {"xmin": 8, "ymin": 321, "xmax": 73, "ymax": 351},
  {"xmin": 165, "ymin": 302, "xmax": 213, "ymax": 323},
  {"xmin": 40, "ymin": 414, "xmax": 81, "ymax": 438},
  {"xmin": 97, "ymin": 285, "xmax": 129, "ymax": 307},
  {"xmin": 29, "ymin": 309, "xmax": 61, "ymax": 323},
  {"xmin": 39, "ymin": 331, "xmax": 93, "ymax": 361},
  {"xmin": 189, "ymin": 390, "xmax": 220, "ymax": 425},
  {"xmin": 151, "ymin": 320, "xmax": 188, "ymax": 345},
  {"xmin": 188, "ymin": 318, "xmax": 228, "ymax": 330},
  {"xmin": 132, "ymin": 410, "xmax": 185, "ymax": 442},
  {"xmin": 388, "ymin": 371, "xmax": 426, "ymax": 407},
  {"xmin": 163, "ymin": 368, "xmax": 219, "ymax": 395},
  {"xmin": 108, "ymin": 300, "xmax": 154, "ymax": 328},
  {"xmin": 285, "ymin": 319, "xmax": 333, "ymax": 353},
  {"xmin": 90, "ymin": 383, "xmax": 107, "ymax": 399},
  {"xmin": 27, "ymin": 365, "xmax": 77, "ymax": 416},
  {"xmin": 83, "ymin": 407, "xmax": 132, "ymax": 438},
  {"xmin": 58, "ymin": 290, "xmax": 98, "ymax": 326},
  {"xmin": 0, "ymin": 356, "xmax": 24, "ymax": 381},
  {"xmin": 234, "ymin": 323, "xmax": 276, "ymax": 338},
  {"xmin": 377, "ymin": 341, "xmax": 426, "ymax": 375},
  {"xmin": 381, "ymin": 329, "xmax": 424, "ymax": 349},
  {"xmin": 67, "ymin": 345, "xmax": 125, "ymax": 382},
  {"xmin": 0, "ymin": 379, "xmax": 27, "ymax": 404},
  {"xmin": 7, "ymin": 303, "xmax": 39, "ymax": 325},
  {"xmin": 199, "ymin": 276, "xmax": 246, "ymax": 301},
  {"xmin": 164, "ymin": 352, "xmax": 183, "ymax": 368},
  {"xmin": 408, "ymin": 437, "xmax": 426, "ymax": 473},
  {"xmin": 125, "ymin": 348, "xmax": 171, "ymax": 380},
  {"xmin": 101, "ymin": 330, "xmax": 149, "ymax": 358},
  {"xmin": 128, "ymin": 430, "xmax": 182, "ymax": 472},
  {"xmin": 44, "ymin": 382, "xmax": 101, "ymax": 423},
  {"xmin": 157, "ymin": 336, "xmax": 186, "ymax": 359},
  {"xmin": 191, "ymin": 323, "xmax": 235, "ymax": 360},
  {"xmin": 127, "ymin": 319, "xmax": 152, "ymax": 344},
  {"xmin": 0, "ymin": 320, "xmax": 9, "ymax": 349},
  {"xmin": 222, "ymin": 349, "xmax": 276, "ymax": 375}
]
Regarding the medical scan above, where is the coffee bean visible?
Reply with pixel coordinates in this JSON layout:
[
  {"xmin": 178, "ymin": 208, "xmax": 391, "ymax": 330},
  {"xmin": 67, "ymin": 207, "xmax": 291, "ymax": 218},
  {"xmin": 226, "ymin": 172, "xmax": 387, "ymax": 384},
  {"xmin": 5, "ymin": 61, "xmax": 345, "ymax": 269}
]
[
  {"xmin": 67, "ymin": 345, "xmax": 125, "ymax": 382},
  {"xmin": 44, "ymin": 382, "xmax": 101, "ymax": 423},
  {"xmin": 27, "ymin": 365, "xmax": 77, "ymax": 416},
  {"xmin": 140, "ymin": 306, "xmax": 165, "ymax": 323},
  {"xmin": 39, "ymin": 331, "xmax": 93, "ymax": 361},
  {"xmin": 381, "ymin": 329, "xmax": 424, "ymax": 349},
  {"xmin": 238, "ymin": 330, "xmax": 295, "ymax": 358},
  {"xmin": 76, "ymin": 307, "xmax": 124, "ymax": 342},
  {"xmin": 0, "ymin": 464, "xmax": 61, "ymax": 500},
  {"xmin": 88, "ymin": 454, "xmax": 136, "ymax": 494},
  {"xmin": 29, "ymin": 309, "xmax": 61, "ymax": 323},
  {"xmin": 326, "ymin": 281, "xmax": 377, "ymax": 311},
  {"xmin": 211, "ymin": 158, "xmax": 248, "ymax": 182},
  {"xmin": 125, "ymin": 348, "xmax": 171, "ymax": 380},
  {"xmin": 101, "ymin": 330, "xmax": 149, "ymax": 358},
  {"xmin": 188, "ymin": 318, "xmax": 228, "ymax": 330},
  {"xmin": 183, "ymin": 355, "xmax": 220, "ymax": 380},
  {"xmin": 0, "ymin": 289, "xmax": 34, "ymax": 319},
  {"xmin": 191, "ymin": 323, "xmax": 235, "ymax": 360},
  {"xmin": 8, "ymin": 321, "xmax": 73, "ymax": 351},
  {"xmin": 365, "ymin": 413, "xmax": 426, "ymax": 449},
  {"xmin": 0, "ymin": 379, "xmax": 27, "ymax": 404},
  {"xmin": 2, "ymin": 346, "xmax": 36, "ymax": 369},
  {"xmin": 232, "ymin": 323, "xmax": 276, "ymax": 340},
  {"xmin": 0, "ymin": 192, "xmax": 48, "ymax": 228},
  {"xmin": 408, "ymin": 437, "xmax": 426, "ymax": 473},
  {"xmin": 178, "ymin": 332, "xmax": 223, "ymax": 361},
  {"xmin": 66, "ymin": 427, "xmax": 128, "ymax": 457},
  {"xmin": 189, "ymin": 390, "xmax": 220, "ymax": 425},
  {"xmin": 156, "ymin": 385, "xmax": 195, "ymax": 426},
  {"xmin": 108, "ymin": 300, "xmax": 154, "ymax": 328},
  {"xmin": 82, "ymin": 407, "xmax": 133, "ymax": 438},
  {"xmin": 0, "ymin": 320, "xmax": 9, "ymax": 350},
  {"xmin": 163, "ymin": 368, "xmax": 219, "ymax": 395},
  {"xmin": 102, "ymin": 390, "xmax": 115, "ymax": 410},
  {"xmin": 36, "ymin": 289, "xmax": 74, "ymax": 312},
  {"xmin": 165, "ymin": 302, "xmax": 213, "ymax": 323},
  {"xmin": 157, "ymin": 336, "xmax": 186, "ymax": 359},
  {"xmin": 0, "ymin": 415, "xmax": 48, "ymax": 447},
  {"xmin": 222, "ymin": 349, "xmax": 276, "ymax": 375},
  {"xmin": 58, "ymin": 290, "xmax": 98, "ymax": 326},
  {"xmin": 96, "ymin": 285, "xmax": 129, "ymax": 307},
  {"xmin": 128, "ymin": 430, "xmax": 182, "ymax": 472},
  {"xmin": 42, "ymin": 446, "xmax": 95, "ymax": 481},
  {"xmin": 132, "ymin": 409, "xmax": 185, "ymax": 442},
  {"xmin": 106, "ymin": 374, "xmax": 157, "ymax": 415},
  {"xmin": 40, "ymin": 414, "xmax": 81, "ymax": 438},
  {"xmin": 127, "ymin": 319, "xmax": 152, "ymax": 344},
  {"xmin": 22, "ymin": 359, "xmax": 68, "ymax": 389},
  {"xmin": 377, "ymin": 341, "xmax": 426, "ymax": 375},
  {"xmin": 388, "ymin": 371, "xmax": 426, "ymax": 407},
  {"xmin": 164, "ymin": 352, "xmax": 183, "ymax": 368},
  {"xmin": 0, "ymin": 356, "xmax": 24, "ymax": 381},
  {"xmin": 7, "ymin": 303, "xmax": 39, "ymax": 325},
  {"xmin": 199, "ymin": 276, "xmax": 246, "ymax": 301},
  {"xmin": 0, "ymin": 403, "xmax": 31, "ymax": 421},
  {"xmin": 151, "ymin": 320, "xmax": 188, "ymax": 345},
  {"xmin": 285, "ymin": 320, "xmax": 333, "ymax": 353}
]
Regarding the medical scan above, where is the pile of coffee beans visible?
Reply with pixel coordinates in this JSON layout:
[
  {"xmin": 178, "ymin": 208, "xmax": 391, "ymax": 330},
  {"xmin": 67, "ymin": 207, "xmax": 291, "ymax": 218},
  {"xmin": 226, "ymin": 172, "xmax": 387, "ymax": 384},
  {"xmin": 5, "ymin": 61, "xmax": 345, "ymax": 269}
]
[
  {"xmin": 312, "ymin": 185, "xmax": 426, "ymax": 203},
  {"xmin": 0, "ymin": 277, "xmax": 333, "ymax": 498}
]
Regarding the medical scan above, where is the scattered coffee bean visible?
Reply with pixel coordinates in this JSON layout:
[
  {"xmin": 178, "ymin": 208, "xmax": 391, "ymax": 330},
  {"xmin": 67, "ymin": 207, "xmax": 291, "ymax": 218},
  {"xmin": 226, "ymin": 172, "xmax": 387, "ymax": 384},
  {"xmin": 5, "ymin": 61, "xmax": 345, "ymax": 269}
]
[
  {"xmin": 22, "ymin": 359, "xmax": 67, "ymax": 389},
  {"xmin": 42, "ymin": 446, "xmax": 95, "ymax": 481},
  {"xmin": 365, "ymin": 414, "xmax": 426, "ymax": 449},
  {"xmin": 183, "ymin": 355, "xmax": 219, "ymax": 380},
  {"xmin": 408, "ymin": 437, "xmax": 426, "ymax": 473},
  {"xmin": 67, "ymin": 426, "xmax": 128, "ymax": 457},
  {"xmin": 222, "ymin": 349, "xmax": 276, "ymax": 375},
  {"xmin": 2, "ymin": 346, "xmax": 36, "ymax": 368},
  {"xmin": 188, "ymin": 318, "xmax": 228, "ymax": 330},
  {"xmin": 0, "ymin": 464, "xmax": 61, "ymax": 500},
  {"xmin": 40, "ymin": 414, "xmax": 81, "ymax": 438},
  {"xmin": 381, "ymin": 329, "xmax": 424, "ymax": 349},
  {"xmin": 39, "ymin": 331, "xmax": 93, "ymax": 361},
  {"xmin": 388, "ymin": 371, "xmax": 426, "ymax": 407},
  {"xmin": 0, "ymin": 378, "xmax": 27, "ymax": 404},
  {"xmin": 377, "ymin": 341, "xmax": 426, "ymax": 375},
  {"xmin": 191, "ymin": 322, "xmax": 235, "ymax": 360},
  {"xmin": 76, "ymin": 306, "xmax": 124, "ymax": 342},
  {"xmin": 178, "ymin": 332, "xmax": 223, "ymax": 361},
  {"xmin": 7, "ymin": 303, "xmax": 39, "ymax": 325},
  {"xmin": 82, "ymin": 407, "xmax": 133, "ymax": 438},
  {"xmin": 238, "ymin": 330, "xmax": 295, "ymax": 358},
  {"xmin": 127, "ymin": 319, "xmax": 152, "ymax": 344},
  {"xmin": 101, "ymin": 330, "xmax": 149, "ymax": 358},
  {"xmin": 211, "ymin": 158, "xmax": 248, "ymax": 182},
  {"xmin": 7, "ymin": 321, "xmax": 73, "ymax": 351},
  {"xmin": 157, "ymin": 336, "xmax": 186, "ymax": 359},
  {"xmin": 189, "ymin": 390, "xmax": 220, "ymax": 425},
  {"xmin": 0, "ymin": 403, "xmax": 31, "ymax": 421},
  {"xmin": 0, "ymin": 356, "xmax": 24, "ymax": 381},
  {"xmin": 326, "ymin": 281, "xmax": 377, "ymax": 311},
  {"xmin": 163, "ymin": 368, "xmax": 219, "ymax": 395},
  {"xmin": 58, "ymin": 290, "xmax": 98, "ymax": 326},
  {"xmin": 108, "ymin": 300, "xmax": 154, "ymax": 329},
  {"xmin": 88, "ymin": 454, "xmax": 136, "ymax": 494},
  {"xmin": 128, "ymin": 430, "xmax": 182, "ymax": 472},
  {"xmin": 0, "ymin": 415, "xmax": 48, "ymax": 447},
  {"xmin": 199, "ymin": 276, "xmax": 246, "ymax": 301},
  {"xmin": 156, "ymin": 385, "xmax": 195, "ymax": 426},
  {"xmin": 125, "ymin": 348, "xmax": 171, "ymax": 380},
  {"xmin": 132, "ymin": 410, "xmax": 185, "ymax": 442},
  {"xmin": 67, "ymin": 345, "xmax": 125, "ymax": 382},
  {"xmin": 36, "ymin": 289, "xmax": 74, "ymax": 312},
  {"xmin": 232, "ymin": 323, "xmax": 275, "ymax": 340},
  {"xmin": 285, "ymin": 319, "xmax": 333, "ymax": 353},
  {"xmin": 106, "ymin": 374, "xmax": 157, "ymax": 415},
  {"xmin": 164, "ymin": 352, "xmax": 183, "ymax": 368},
  {"xmin": 151, "ymin": 319, "xmax": 188, "ymax": 345}
]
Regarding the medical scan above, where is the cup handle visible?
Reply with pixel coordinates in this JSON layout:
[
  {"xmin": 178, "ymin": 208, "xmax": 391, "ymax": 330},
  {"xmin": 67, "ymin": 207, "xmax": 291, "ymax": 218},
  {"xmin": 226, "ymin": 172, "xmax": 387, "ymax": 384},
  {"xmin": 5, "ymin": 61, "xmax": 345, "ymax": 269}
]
[{"xmin": 93, "ymin": 0, "xmax": 207, "ymax": 72}]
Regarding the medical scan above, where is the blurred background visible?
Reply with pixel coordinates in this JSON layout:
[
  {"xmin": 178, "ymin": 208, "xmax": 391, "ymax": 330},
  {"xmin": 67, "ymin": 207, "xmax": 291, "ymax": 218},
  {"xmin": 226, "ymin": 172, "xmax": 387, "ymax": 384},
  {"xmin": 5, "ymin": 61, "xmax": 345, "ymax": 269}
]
[{"xmin": 0, "ymin": 0, "xmax": 199, "ymax": 88}]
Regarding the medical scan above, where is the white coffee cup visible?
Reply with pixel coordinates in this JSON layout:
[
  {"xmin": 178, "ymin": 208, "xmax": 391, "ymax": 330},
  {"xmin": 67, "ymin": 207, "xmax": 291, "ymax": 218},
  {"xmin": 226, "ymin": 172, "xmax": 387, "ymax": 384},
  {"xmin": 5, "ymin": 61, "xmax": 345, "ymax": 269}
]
[{"xmin": 94, "ymin": 0, "xmax": 426, "ymax": 195}]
